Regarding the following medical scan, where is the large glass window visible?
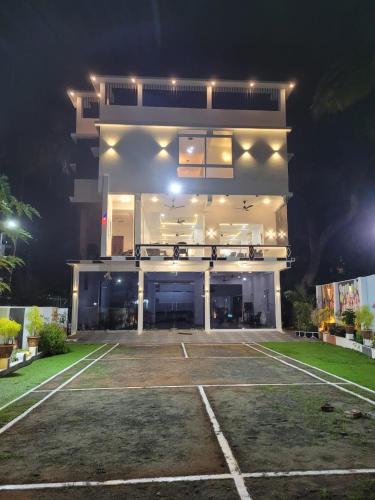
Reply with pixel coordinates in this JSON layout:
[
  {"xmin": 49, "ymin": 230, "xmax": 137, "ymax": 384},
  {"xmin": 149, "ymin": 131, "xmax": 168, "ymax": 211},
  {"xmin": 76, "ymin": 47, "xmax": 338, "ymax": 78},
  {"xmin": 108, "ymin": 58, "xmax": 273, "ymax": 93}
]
[
  {"xmin": 78, "ymin": 272, "xmax": 138, "ymax": 330},
  {"xmin": 178, "ymin": 134, "xmax": 233, "ymax": 178},
  {"xmin": 210, "ymin": 272, "xmax": 276, "ymax": 329},
  {"xmin": 143, "ymin": 272, "xmax": 204, "ymax": 329}
]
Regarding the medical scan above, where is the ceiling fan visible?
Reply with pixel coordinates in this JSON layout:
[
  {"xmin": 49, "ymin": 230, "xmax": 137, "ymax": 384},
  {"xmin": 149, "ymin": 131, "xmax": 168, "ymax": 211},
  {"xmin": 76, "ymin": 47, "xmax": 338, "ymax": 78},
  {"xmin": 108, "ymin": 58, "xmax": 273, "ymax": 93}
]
[
  {"xmin": 164, "ymin": 198, "xmax": 185, "ymax": 209},
  {"xmin": 235, "ymin": 200, "xmax": 254, "ymax": 211}
]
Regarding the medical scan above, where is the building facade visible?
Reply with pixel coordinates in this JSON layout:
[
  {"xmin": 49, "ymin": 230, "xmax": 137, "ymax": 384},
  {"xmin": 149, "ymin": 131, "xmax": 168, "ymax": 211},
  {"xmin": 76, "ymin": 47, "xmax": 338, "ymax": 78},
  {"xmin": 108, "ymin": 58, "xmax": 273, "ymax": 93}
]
[{"xmin": 67, "ymin": 75, "xmax": 294, "ymax": 334}]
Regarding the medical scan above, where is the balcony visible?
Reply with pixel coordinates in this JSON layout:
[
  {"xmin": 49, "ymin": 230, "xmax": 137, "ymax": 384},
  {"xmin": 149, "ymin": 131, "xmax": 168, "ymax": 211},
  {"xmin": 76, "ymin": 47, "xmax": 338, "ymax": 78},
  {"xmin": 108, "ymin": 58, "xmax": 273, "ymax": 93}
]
[{"xmin": 134, "ymin": 243, "xmax": 292, "ymax": 262}]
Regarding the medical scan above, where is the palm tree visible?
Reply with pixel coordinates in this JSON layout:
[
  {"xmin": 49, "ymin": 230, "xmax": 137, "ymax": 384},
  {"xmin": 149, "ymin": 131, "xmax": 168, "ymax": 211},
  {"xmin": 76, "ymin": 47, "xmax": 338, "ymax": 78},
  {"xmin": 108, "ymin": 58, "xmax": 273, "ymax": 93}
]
[{"xmin": 0, "ymin": 175, "xmax": 40, "ymax": 294}]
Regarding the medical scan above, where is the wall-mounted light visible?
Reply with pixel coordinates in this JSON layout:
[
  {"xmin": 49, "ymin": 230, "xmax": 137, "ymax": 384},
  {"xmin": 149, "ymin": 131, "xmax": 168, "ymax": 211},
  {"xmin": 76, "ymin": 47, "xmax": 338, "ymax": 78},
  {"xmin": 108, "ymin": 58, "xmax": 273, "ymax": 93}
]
[
  {"xmin": 97, "ymin": 93, "xmax": 101, "ymax": 98},
  {"xmin": 160, "ymin": 213, "xmax": 165, "ymax": 218},
  {"xmin": 263, "ymin": 197, "xmax": 271, "ymax": 205},
  {"xmin": 249, "ymin": 81, "xmax": 255, "ymax": 88},
  {"xmin": 169, "ymin": 182, "xmax": 181, "ymax": 194},
  {"xmin": 90, "ymin": 75, "xmax": 96, "ymax": 82},
  {"xmin": 289, "ymin": 82, "xmax": 296, "ymax": 89},
  {"xmin": 151, "ymin": 196, "xmax": 159, "ymax": 202},
  {"xmin": 211, "ymin": 81, "xmax": 216, "ymax": 86},
  {"xmin": 72, "ymin": 289, "xmax": 78, "ymax": 294},
  {"xmin": 68, "ymin": 90, "xmax": 75, "ymax": 97},
  {"xmin": 219, "ymin": 196, "xmax": 227, "ymax": 204},
  {"xmin": 278, "ymin": 230, "xmax": 287, "ymax": 239},
  {"xmin": 207, "ymin": 228, "xmax": 217, "ymax": 239},
  {"xmin": 131, "ymin": 77, "xmax": 136, "ymax": 83},
  {"xmin": 265, "ymin": 229, "xmax": 276, "ymax": 240},
  {"xmin": 191, "ymin": 196, "xmax": 198, "ymax": 204},
  {"xmin": 171, "ymin": 79, "xmax": 176, "ymax": 85}
]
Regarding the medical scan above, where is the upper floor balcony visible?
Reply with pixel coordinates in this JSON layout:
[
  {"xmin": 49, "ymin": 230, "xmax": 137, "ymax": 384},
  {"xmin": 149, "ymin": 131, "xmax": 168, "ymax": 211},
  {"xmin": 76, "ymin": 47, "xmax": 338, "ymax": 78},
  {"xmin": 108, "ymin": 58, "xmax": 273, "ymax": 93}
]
[
  {"xmin": 68, "ymin": 91, "xmax": 99, "ymax": 140},
  {"xmin": 68, "ymin": 76, "xmax": 295, "ymax": 132}
]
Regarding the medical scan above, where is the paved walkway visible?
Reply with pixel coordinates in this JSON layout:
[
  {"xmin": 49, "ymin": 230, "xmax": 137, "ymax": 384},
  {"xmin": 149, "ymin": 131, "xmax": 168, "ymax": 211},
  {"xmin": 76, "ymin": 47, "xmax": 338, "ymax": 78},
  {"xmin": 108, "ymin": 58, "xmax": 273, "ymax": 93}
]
[{"xmin": 70, "ymin": 329, "xmax": 297, "ymax": 345}]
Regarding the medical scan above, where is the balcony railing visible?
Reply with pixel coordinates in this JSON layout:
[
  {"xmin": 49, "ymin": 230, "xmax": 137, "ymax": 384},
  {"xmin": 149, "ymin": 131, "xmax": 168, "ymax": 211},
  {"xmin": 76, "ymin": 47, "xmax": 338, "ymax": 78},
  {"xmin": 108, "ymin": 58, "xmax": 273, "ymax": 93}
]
[{"xmin": 129, "ymin": 243, "xmax": 292, "ymax": 262}]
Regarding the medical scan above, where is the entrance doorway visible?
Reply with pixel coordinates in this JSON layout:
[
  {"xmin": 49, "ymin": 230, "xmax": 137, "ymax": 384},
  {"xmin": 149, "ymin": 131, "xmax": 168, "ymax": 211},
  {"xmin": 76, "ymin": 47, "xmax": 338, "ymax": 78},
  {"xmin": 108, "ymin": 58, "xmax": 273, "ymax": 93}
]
[{"xmin": 143, "ymin": 272, "xmax": 204, "ymax": 329}]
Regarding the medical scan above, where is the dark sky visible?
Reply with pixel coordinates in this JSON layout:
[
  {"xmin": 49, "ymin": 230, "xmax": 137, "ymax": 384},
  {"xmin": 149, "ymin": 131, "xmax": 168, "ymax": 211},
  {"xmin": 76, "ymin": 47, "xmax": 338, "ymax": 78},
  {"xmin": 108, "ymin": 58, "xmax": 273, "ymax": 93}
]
[{"xmin": 0, "ymin": 0, "xmax": 374, "ymax": 303}]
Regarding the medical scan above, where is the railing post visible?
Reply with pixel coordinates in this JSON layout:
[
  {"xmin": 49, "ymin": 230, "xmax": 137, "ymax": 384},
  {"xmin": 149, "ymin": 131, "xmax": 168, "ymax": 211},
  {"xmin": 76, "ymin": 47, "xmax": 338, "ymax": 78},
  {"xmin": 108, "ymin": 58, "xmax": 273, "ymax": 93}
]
[
  {"xmin": 211, "ymin": 245, "xmax": 217, "ymax": 261},
  {"xmin": 173, "ymin": 245, "xmax": 180, "ymax": 260},
  {"xmin": 249, "ymin": 245, "xmax": 254, "ymax": 260},
  {"xmin": 135, "ymin": 244, "xmax": 141, "ymax": 260},
  {"xmin": 287, "ymin": 244, "xmax": 292, "ymax": 259}
]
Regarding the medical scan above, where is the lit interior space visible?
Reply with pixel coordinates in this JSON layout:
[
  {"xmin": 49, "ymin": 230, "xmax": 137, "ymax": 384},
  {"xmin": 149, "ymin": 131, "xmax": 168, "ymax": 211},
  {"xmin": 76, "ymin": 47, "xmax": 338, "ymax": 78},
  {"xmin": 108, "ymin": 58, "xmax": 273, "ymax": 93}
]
[
  {"xmin": 141, "ymin": 194, "xmax": 287, "ymax": 257},
  {"xmin": 108, "ymin": 194, "xmax": 134, "ymax": 256}
]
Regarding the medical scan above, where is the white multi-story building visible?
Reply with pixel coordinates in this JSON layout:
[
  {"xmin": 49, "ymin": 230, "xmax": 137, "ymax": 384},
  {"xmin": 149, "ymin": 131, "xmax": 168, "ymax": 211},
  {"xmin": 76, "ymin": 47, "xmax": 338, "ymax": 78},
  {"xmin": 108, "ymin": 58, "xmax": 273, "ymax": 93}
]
[{"xmin": 67, "ymin": 75, "xmax": 294, "ymax": 334}]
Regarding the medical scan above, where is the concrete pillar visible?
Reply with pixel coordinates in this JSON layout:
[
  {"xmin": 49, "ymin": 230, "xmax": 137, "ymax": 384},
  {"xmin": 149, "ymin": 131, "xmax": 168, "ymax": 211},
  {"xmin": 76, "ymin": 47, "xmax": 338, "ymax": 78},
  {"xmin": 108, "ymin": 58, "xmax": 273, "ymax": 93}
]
[
  {"xmin": 204, "ymin": 270, "xmax": 211, "ymax": 332},
  {"xmin": 134, "ymin": 194, "xmax": 142, "ymax": 246},
  {"xmin": 274, "ymin": 270, "xmax": 282, "ymax": 331},
  {"xmin": 207, "ymin": 86, "xmax": 213, "ymax": 109},
  {"xmin": 100, "ymin": 175, "xmax": 109, "ymax": 257},
  {"xmin": 137, "ymin": 269, "xmax": 144, "ymax": 334},
  {"xmin": 137, "ymin": 83, "xmax": 143, "ymax": 107},
  {"xmin": 71, "ymin": 265, "xmax": 80, "ymax": 335}
]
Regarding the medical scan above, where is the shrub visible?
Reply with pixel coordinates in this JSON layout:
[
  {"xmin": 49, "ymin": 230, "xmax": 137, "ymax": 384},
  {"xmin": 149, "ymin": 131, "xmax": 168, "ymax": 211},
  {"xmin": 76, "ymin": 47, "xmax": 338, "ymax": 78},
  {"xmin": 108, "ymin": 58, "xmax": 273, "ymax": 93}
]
[
  {"xmin": 0, "ymin": 317, "xmax": 21, "ymax": 344},
  {"xmin": 356, "ymin": 305, "xmax": 374, "ymax": 331},
  {"xmin": 294, "ymin": 302, "xmax": 314, "ymax": 331},
  {"xmin": 39, "ymin": 323, "xmax": 68, "ymax": 356},
  {"xmin": 26, "ymin": 306, "xmax": 44, "ymax": 336},
  {"xmin": 341, "ymin": 309, "xmax": 356, "ymax": 327}
]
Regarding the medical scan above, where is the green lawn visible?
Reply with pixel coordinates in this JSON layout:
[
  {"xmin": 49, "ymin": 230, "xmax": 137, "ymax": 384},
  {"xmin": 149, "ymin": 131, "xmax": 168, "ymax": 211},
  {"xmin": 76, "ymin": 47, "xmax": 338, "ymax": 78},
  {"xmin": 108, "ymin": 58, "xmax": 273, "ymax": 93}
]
[
  {"xmin": 0, "ymin": 343, "xmax": 103, "ymax": 408},
  {"xmin": 262, "ymin": 342, "xmax": 375, "ymax": 390}
]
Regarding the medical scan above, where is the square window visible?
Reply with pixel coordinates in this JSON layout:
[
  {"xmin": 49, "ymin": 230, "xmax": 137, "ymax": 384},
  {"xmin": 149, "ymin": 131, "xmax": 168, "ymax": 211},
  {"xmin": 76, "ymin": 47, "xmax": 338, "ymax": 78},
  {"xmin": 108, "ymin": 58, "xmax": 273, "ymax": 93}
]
[
  {"xmin": 205, "ymin": 167, "xmax": 233, "ymax": 179},
  {"xmin": 179, "ymin": 137, "xmax": 205, "ymax": 165},
  {"xmin": 177, "ymin": 166, "xmax": 205, "ymax": 178},
  {"xmin": 206, "ymin": 137, "xmax": 232, "ymax": 165}
]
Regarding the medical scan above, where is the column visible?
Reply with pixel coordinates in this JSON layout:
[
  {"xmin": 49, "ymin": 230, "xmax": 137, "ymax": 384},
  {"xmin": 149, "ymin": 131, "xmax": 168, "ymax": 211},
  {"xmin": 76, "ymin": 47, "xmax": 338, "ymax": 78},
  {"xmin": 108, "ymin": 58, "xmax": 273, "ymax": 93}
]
[
  {"xmin": 71, "ymin": 265, "xmax": 80, "ymax": 335},
  {"xmin": 204, "ymin": 270, "xmax": 211, "ymax": 332},
  {"xmin": 274, "ymin": 270, "xmax": 282, "ymax": 331},
  {"xmin": 207, "ymin": 85, "xmax": 213, "ymax": 109},
  {"xmin": 137, "ymin": 83, "xmax": 143, "ymax": 106},
  {"xmin": 137, "ymin": 269, "xmax": 144, "ymax": 334},
  {"xmin": 100, "ymin": 175, "xmax": 109, "ymax": 257},
  {"xmin": 134, "ymin": 194, "xmax": 142, "ymax": 246}
]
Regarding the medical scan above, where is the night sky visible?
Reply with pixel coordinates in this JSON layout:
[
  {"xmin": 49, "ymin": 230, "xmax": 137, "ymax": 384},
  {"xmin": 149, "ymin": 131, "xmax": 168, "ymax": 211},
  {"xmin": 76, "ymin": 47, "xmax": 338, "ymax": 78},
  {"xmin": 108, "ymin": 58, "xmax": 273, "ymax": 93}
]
[{"xmin": 0, "ymin": 0, "xmax": 374, "ymax": 305}]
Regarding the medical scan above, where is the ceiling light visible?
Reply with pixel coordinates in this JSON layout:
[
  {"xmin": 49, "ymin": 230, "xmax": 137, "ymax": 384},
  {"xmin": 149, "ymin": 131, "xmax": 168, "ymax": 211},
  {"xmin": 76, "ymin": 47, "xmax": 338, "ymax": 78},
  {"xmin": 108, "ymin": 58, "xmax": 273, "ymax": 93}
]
[
  {"xmin": 120, "ymin": 195, "xmax": 132, "ymax": 203},
  {"xmin": 211, "ymin": 81, "xmax": 216, "ymax": 86},
  {"xmin": 171, "ymin": 79, "xmax": 176, "ymax": 85},
  {"xmin": 278, "ymin": 230, "xmax": 287, "ymax": 239},
  {"xmin": 219, "ymin": 196, "xmax": 226, "ymax": 204},
  {"xmin": 207, "ymin": 228, "xmax": 217, "ymax": 239},
  {"xmin": 250, "ymin": 81, "xmax": 255, "ymax": 87},
  {"xmin": 186, "ymin": 146, "xmax": 194, "ymax": 154},
  {"xmin": 131, "ymin": 77, "xmax": 136, "ymax": 83},
  {"xmin": 151, "ymin": 196, "xmax": 159, "ymax": 202},
  {"xmin": 263, "ymin": 197, "xmax": 271, "ymax": 205},
  {"xmin": 169, "ymin": 182, "xmax": 181, "ymax": 194},
  {"xmin": 69, "ymin": 91, "xmax": 75, "ymax": 96},
  {"xmin": 191, "ymin": 196, "xmax": 198, "ymax": 204},
  {"xmin": 160, "ymin": 213, "xmax": 165, "ymax": 218}
]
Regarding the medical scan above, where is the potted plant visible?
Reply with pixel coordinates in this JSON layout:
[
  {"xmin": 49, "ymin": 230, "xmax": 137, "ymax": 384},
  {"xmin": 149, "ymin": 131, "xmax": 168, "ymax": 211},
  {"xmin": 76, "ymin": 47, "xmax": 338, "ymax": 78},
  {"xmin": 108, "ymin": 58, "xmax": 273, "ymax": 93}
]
[
  {"xmin": 341, "ymin": 309, "xmax": 356, "ymax": 340},
  {"xmin": 355, "ymin": 305, "xmax": 374, "ymax": 347},
  {"xmin": 0, "ymin": 317, "xmax": 21, "ymax": 370},
  {"xmin": 26, "ymin": 306, "xmax": 44, "ymax": 354}
]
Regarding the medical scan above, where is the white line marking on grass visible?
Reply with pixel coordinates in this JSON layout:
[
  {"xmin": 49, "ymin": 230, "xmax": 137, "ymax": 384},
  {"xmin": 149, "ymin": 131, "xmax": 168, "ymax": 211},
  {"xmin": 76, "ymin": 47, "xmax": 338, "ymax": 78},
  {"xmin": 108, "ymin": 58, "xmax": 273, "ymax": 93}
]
[
  {"xmin": 254, "ymin": 343, "xmax": 375, "ymax": 396},
  {"xmin": 198, "ymin": 385, "xmax": 252, "ymax": 500},
  {"xmin": 181, "ymin": 343, "xmax": 189, "ymax": 358},
  {"xmin": 83, "ymin": 355, "xmax": 268, "ymax": 361},
  {"xmin": 246, "ymin": 344, "xmax": 375, "ymax": 406},
  {"xmin": 31, "ymin": 381, "xmax": 351, "ymax": 393},
  {"xmin": 1, "ymin": 468, "xmax": 374, "ymax": 492},
  {"xmin": 0, "ymin": 473, "xmax": 233, "ymax": 491},
  {"xmin": 0, "ymin": 344, "xmax": 119, "ymax": 436},
  {"xmin": 243, "ymin": 468, "xmax": 375, "ymax": 478},
  {"xmin": 0, "ymin": 344, "xmax": 107, "ymax": 413}
]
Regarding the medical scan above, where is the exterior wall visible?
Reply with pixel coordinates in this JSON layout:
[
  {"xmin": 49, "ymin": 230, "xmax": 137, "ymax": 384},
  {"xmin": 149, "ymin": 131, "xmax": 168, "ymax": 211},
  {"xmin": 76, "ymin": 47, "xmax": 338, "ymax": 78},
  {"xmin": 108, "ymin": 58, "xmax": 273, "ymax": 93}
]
[{"xmin": 99, "ymin": 126, "xmax": 289, "ymax": 196}]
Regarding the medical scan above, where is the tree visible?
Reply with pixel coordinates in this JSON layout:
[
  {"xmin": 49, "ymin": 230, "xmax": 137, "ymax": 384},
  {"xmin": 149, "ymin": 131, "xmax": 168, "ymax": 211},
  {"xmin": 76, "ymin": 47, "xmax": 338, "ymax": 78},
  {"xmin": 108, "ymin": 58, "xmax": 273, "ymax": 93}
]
[{"xmin": 0, "ymin": 175, "xmax": 40, "ymax": 294}]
